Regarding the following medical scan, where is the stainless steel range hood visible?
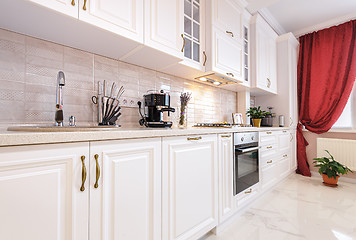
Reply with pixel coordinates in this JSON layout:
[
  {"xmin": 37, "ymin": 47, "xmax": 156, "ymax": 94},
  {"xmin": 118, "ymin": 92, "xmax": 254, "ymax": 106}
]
[{"xmin": 195, "ymin": 73, "xmax": 242, "ymax": 86}]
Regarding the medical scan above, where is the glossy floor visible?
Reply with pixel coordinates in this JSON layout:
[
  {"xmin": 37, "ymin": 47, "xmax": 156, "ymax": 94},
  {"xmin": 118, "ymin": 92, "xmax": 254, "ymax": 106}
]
[{"xmin": 204, "ymin": 174, "xmax": 356, "ymax": 240}]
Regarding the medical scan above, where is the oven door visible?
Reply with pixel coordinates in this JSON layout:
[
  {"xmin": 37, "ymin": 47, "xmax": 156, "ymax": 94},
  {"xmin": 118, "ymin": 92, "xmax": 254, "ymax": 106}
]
[{"xmin": 234, "ymin": 143, "xmax": 259, "ymax": 195}]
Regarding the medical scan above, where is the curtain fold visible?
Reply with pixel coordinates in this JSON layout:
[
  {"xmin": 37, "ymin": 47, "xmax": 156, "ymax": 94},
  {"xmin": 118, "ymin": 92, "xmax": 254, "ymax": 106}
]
[{"xmin": 296, "ymin": 20, "xmax": 356, "ymax": 176}]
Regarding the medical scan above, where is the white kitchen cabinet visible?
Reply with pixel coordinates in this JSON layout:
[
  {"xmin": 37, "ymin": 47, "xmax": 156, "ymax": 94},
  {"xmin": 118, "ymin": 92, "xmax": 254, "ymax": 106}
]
[
  {"xmin": 162, "ymin": 134, "xmax": 218, "ymax": 240},
  {"xmin": 290, "ymin": 130, "xmax": 297, "ymax": 171},
  {"xmin": 204, "ymin": 0, "xmax": 246, "ymax": 82},
  {"xmin": 250, "ymin": 13, "xmax": 278, "ymax": 94},
  {"xmin": 144, "ymin": 0, "xmax": 183, "ymax": 59},
  {"xmin": 89, "ymin": 138, "xmax": 162, "ymax": 240},
  {"xmin": 217, "ymin": 133, "xmax": 235, "ymax": 223},
  {"xmin": 29, "ymin": 0, "xmax": 78, "ymax": 18},
  {"xmin": 0, "ymin": 142, "xmax": 89, "ymax": 240},
  {"xmin": 78, "ymin": 0, "xmax": 144, "ymax": 43}
]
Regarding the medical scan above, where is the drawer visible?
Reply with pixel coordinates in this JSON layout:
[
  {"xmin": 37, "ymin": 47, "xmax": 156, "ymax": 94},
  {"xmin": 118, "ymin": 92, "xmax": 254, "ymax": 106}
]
[
  {"xmin": 234, "ymin": 183, "xmax": 259, "ymax": 209},
  {"xmin": 260, "ymin": 131, "xmax": 278, "ymax": 146},
  {"xmin": 260, "ymin": 156, "xmax": 277, "ymax": 168},
  {"xmin": 260, "ymin": 143, "xmax": 278, "ymax": 157},
  {"xmin": 277, "ymin": 150, "xmax": 290, "ymax": 161},
  {"xmin": 278, "ymin": 157, "xmax": 290, "ymax": 178},
  {"xmin": 261, "ymin": 163, "xmax": 278, "ymax": 190},
  {"xmin": 278, "ymin": 131, "xmax": 290, "ymax": 152}
]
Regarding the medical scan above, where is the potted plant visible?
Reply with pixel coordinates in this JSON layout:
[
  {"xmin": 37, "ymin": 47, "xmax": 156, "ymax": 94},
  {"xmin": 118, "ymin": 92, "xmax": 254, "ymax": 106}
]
[
  {"xmin": 313, "ymin": 150, "xmax": 352, "ymax": 186},
  {"xmin": 246, "ymin": 106, "xmax": 270, "ymax": 127}
]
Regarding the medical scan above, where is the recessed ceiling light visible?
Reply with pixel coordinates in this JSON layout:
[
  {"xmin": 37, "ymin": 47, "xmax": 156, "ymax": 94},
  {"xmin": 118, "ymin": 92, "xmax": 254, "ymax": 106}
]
[
  {"xmin": 200, "ymin": 77, "xmax": 207, "ymax": 81},
  {"xmin": 213, "ymin": 81, "xmax": 221, "ymax": 86}
]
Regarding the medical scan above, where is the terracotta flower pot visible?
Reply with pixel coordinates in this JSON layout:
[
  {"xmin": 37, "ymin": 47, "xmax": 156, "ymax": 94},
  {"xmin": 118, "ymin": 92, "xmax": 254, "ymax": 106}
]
[
  {"xmin": 252, "ymin": 119, "xmax": 262, "ymax": 127},
  {"xmin": 322, "ymin": 173, "xmax": 340, "ymax": 186}
]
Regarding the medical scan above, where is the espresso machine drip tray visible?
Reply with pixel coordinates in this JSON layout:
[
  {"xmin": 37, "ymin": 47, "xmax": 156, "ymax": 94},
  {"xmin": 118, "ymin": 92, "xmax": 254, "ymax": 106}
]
[{"xmin": 146, "ymin": 121, "xmax": 172, "ymax": 128}]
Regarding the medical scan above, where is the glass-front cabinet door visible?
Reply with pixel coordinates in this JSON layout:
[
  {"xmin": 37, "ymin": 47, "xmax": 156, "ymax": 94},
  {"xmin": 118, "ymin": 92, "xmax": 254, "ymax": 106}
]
[{"xmin": 182, "ymin": 0, "xmax": 205, "ymax": 70}]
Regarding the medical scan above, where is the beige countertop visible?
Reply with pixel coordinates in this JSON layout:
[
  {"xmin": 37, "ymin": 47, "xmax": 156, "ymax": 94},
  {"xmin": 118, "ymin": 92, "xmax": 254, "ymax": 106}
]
[{"xmin": 0, "ymin": 126, "xmax": 292, "ymax": 147}]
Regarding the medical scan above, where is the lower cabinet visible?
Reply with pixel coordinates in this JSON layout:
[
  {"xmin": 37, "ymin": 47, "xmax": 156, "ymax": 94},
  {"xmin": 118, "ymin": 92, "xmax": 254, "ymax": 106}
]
[
  {"xmin": 0, "ymin": 142, "xmax": 89, "ymax": 240},
  {"xmin": 162, "ymin": 134, "xmax": 218, "ymax": 240},
  {"xmin": 89, "ymin": 138, "xmax": 162, "ymax": 240},
  {"xmin": 217, "ymin": 133, "xmax": 234, "ymax": 223}
]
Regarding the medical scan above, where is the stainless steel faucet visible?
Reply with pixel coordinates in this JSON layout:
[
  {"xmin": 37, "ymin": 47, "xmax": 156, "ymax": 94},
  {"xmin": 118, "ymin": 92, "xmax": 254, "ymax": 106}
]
[{"xmin": 55, "ymin": 71, "xmax": 65, "ymax": 126}]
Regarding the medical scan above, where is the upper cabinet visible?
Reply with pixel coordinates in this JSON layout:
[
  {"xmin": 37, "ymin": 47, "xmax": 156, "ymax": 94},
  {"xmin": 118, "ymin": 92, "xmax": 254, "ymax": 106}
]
[
  {"xmin": 29, "ymin": 0, "xmax": 78, "ymax": 18},
  {"xmin": 250, "ymin": 14, "xmax": 278, "ymax": 94},
  {"xmin": 205, "ymin": 0, "xmax": 245, "ymax": 82},
  {"xmin": 78, "ymin": 0, "xmax": 144, "ymax": 43}
]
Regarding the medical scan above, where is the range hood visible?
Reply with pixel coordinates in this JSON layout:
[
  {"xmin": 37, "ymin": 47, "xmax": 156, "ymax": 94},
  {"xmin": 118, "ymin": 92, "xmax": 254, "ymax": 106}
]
[{"xmin": 195, "ymin": 73, "xmax": 242, "ymax": 86}]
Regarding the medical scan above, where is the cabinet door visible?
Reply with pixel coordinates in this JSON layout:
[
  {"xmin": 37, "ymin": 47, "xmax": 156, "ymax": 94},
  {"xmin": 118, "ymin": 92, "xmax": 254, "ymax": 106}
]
[
  {"xmin": 89, "ymin": 138, "xmax": 161, "ymax": 240},
  {"xmin": 261, "ymin": 164, "xmax": 278, "ymax": 191},
  {"xmin": 29, "ymin": 0, "xmax": 78, "ymax": 18},
  {"xmin": 78, "ymin": 0, "xmax": 143, "ymax": 42},
  {"xmin": 162, "ymin": 135, "xmax": 218, "ymax": 240},
  {"xmin": 212, "ymin": 0, "xmax": 243, "ymax": 42},
  {"xmin": 289, "ymin": 43, "xmax": 298, "ymax": 128},
  {"xmin": 212, "ymin": 27, "xmax": 243, "ymax": 80},
  {"xmin": 0, "ymin": 142, "xmax": 89, "ymax": 240},
  {"xmin": 145, "ymin": 0, "xmax": 183, "ymax": 59},
  {"xmin": 218, "ymin": 134, "xmax": 234, "ymax": 223},
  {"xmin": 278, "ymin": 131, "xmax": 290, "ymax": 153},
  {"xmin": 290, "ymin": 131, "xmax": 297, "ymax": 170}
]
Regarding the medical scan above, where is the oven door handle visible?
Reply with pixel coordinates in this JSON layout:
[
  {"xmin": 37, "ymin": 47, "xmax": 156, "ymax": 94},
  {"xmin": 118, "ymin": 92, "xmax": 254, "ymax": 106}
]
[{"xmin": 236, "ymin": 146, "xmax": 260, "ymax": 153}]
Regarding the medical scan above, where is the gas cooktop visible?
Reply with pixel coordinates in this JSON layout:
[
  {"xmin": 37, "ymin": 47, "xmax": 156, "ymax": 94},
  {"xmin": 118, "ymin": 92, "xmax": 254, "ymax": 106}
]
[{"xmin": 193, "ymin": 123, "xmax": 252, "ymax": 128}]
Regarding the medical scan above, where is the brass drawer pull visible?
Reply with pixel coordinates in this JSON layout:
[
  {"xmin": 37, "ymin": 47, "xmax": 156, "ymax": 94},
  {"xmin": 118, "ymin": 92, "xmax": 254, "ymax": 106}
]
[
  {"xmin": 203, "ymin": 51, "xmax": 207, "ymax": 66},
  {"xmin": 267, "ymin": 146, "xmax": 272, "ymax": 149},
  {"xmin": 267, "ymin": 160, "xmax": 273, "ymax": 164},
  {"xmin": 80, "ymin": 156, "xmax": 87, "ymax": 192},
  {"xmin": 187, "ymin": 136, "xmax": 202, "ymax": 141},
  {"xmin": 71, "ymin": 0, "xmax": 75, "ymax": 6},
  {"xmin": 94, "ymin": 154, "xmax": 100, "ymax": 189},
  {"xmin": 83, "ymin": 0, "xmax": 87, "ymax": 10},
  {"xmin": 244, "ymin": 189, "xmax": 252, "ymax": 194},
  {"xmin": 266, "ymin": 131, "xmax": 272, "ymax": 134},
  {"xmin": 221, "ymin": 135, "xmax": 231, "ymax": 138},
  {"xmin": 283, "ymin": 130, "xmax": 287, "ymax": 133},
  {"xmin": 181, "ymin": 34, "xmax": 185, "ymax": 52},
  {"xmin": 226, "ymin": 72, "xmax": 234, "ymax": 77},
  {"xmin": 283, "ymin": 154, "xmax": 288, "ymax": 158},
  {"xmin": 226, "ymin": 31, "xmax": 234, "ymax": 37}
]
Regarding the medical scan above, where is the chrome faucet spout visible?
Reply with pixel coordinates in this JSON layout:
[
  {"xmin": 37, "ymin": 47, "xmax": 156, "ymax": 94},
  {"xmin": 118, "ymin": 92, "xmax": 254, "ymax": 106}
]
[{"xmin": 55, "ymin": 71, "xmax": 65, "ymax": 126}]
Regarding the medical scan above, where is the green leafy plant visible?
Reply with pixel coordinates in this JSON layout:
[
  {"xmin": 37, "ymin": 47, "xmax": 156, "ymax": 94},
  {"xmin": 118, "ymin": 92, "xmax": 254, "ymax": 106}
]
[
  {"xmin": 313, "ymin": 150, "xmax": 352, "ymax": 179},
  {"xmin": 246, "ymin": 106, "xmax": 270, "ymax": 119}
]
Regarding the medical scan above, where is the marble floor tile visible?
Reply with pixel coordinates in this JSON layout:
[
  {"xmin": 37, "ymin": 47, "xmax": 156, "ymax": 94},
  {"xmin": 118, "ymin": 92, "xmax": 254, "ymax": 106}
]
[{"xmin": 203, "ymin": 174, "xmax": 356, "ymax": 240}]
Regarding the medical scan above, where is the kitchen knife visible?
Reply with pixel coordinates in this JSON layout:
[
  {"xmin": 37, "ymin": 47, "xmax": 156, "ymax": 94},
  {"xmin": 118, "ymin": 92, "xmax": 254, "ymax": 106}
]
[
  {"xmin": 102, "ymin": 80, "xmax": 108, "ymax": 122},
  {"xmin": 104, "ymin": 82, "xmax": 116, "ymax": 120},
  {"xmin": 97, "ymin": 81, "xmax": 103, "ymax": 123}
]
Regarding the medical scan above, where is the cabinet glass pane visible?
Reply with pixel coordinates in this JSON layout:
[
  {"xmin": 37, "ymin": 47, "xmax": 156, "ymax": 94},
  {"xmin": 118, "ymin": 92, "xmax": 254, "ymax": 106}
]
[
  {"xmin": 184, "ymin": 17, "xmax": 192, "ymax": 35},
  {"xmin": 193, "ymin": 42, "xmax": 199, "ymax": 62},
  {"xmin": 244, "ymin": 26, "xmax": 248, "ymax": 40},
  {"xmin": 195, "ymin": 0, "xmax": 200, "ymax": 3},
  {"xmin": 193, "ymin": 2, "xmax": 199, "ymax": 23},
  {"xmin": 244, "ymin": 68, "xmax": 248, "ymax": 81},
  {"xmin": 184, "ymin": 0, "xmax": 192, "ymax": 17},
  {"xmin": 244, "ymin": 54, "xmax": 248, "ymax": 67},
  {"xmin": 244, "ymin": 41, "xmax": 248, "ymax": 54},
  {"xmin": 193, "ymin": 22, "xmax": 199, "ymax": 41},
  {"xmin": 184, "ymin": 38, "xmax": 192, "ymax": 59}
]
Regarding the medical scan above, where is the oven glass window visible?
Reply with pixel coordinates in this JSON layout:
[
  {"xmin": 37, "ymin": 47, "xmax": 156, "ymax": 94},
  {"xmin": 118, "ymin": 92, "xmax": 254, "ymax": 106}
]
[{"xmin": 235, "ymin": 148, "xmax": 259, "ymax": 195}]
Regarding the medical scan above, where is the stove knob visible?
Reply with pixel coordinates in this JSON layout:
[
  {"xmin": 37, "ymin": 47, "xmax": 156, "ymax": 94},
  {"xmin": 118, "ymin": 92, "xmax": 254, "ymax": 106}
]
[
  {"xmin": 251, "ymin": 136, "xmax": 254, "ymax": 140},
  {"xmin": 241, "ymin": 137, "xmax": 244, "ymax": 142}
]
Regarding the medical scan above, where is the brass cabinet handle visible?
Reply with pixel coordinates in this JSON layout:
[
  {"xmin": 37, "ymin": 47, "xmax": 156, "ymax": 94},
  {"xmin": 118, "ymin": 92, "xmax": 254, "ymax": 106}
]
[
  {"xmin": 226, "ymin": 72, "xmax": 234, "ymax": 77},
  {"xmin": 80, "ymin": 156, "xmax": 87, "ymax": 192},
  {"xmin": 71, "ymin": 0, "xmax": 75, "ymax": 6},
  {"xmin": 181, "ymin": 34, "xmax": 185, "ymax": 52},
  {"xmin": 267, "ymin": 146, "xmax": 272, "ymax": 149},
  {"xmin": 221, "ymin": 135, "xmax": 231, "ymax": 138},
  {"xmin": 283, "ymin": 130, "xmax": 287, "ymax": 133},
  {"xmin": 226, "ymin": 31, "xmax": 234, "ymax": 37},
  {"xmin": 266, "ymin": 131, "xmax": 272, "ymax": 134},
  {"xmin": 203, "ymin": 51, "xmax": 207, "ymax": 66},
  {"xmin": 267, "ymin": 78, "xmax": 271, "ymax": 88},
  {"xmin": 187, "ymin": 136, "xmax": 202, "ymax": 141},
  {"xmin": 283, "ymin": 154, "xmax": 288, "ymax": 158},
  {"xmin": 83, "ymin": 0, "xmax": 87, "ymax": 10},
  {"xmin": 267, "ymin": 160, "xmax": 273, "ymax": 164},
  {"xmin": 94, "ymin": 154, "xmax": 100, "ymax": 189},
  {"xmin": 244, "ymin": 189, "xmax": 252, "ymax": 194}
]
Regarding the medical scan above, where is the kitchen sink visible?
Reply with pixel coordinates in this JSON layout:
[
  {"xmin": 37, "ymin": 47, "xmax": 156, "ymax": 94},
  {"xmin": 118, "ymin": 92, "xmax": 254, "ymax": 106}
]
[{"xmin": 7, "ymin": 125, "xmax": 121, "ymax": 132}]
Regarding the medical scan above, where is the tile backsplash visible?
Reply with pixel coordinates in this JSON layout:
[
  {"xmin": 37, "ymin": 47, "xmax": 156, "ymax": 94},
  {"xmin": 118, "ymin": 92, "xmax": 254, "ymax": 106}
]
[{"xmin": 0, "ymin": 28, "xmax": 237, "ymax": 127}]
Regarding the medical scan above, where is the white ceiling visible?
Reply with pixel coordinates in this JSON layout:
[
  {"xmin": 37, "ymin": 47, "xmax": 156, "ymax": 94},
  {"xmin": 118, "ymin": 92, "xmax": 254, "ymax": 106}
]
[{"xmin": 246, "ymin": 0, "xmax": 356, "ymax": 36}]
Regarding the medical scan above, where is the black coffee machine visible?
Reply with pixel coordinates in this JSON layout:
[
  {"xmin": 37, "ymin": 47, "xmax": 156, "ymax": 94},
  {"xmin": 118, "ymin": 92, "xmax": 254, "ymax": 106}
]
[{"xmin": 138, "ymin": 90, "xmax": 175, "ymax": 128}]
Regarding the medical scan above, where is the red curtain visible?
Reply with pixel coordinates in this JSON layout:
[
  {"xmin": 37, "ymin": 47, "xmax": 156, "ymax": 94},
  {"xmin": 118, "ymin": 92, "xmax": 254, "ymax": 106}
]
[{"xmin": 297, "ymin": 20, "xmax": 356, "ymax": 176}]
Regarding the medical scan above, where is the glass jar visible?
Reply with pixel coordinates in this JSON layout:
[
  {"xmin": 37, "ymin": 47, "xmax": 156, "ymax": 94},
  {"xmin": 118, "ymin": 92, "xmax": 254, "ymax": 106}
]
[{"xmin": 178, "ymin": 105, "xmax": 188, "ymax": 128}]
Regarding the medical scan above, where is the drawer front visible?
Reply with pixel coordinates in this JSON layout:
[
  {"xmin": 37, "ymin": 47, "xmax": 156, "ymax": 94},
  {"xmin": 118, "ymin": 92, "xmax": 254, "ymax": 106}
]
[
  {"xmin": 234, "ymin": 183, "xmax": 259, "ymax": 208},
  {"xmin": 278, "ymin": 157, "xmax": 290, "ymax": 178},
  {"xmin": 278, "ymin": 131, "xmax": 290, "ymax": 152},
  {"xmin": 260, "ymin": 131, "xmax": 278, "ymax": 146},
  {"xmin": 260, "ymin": 143, "xmax": 277, "ymax": 156},
  {"xmin": 261, "ymin": 164, "xmax": 278, "ymax": 190},
  {"xmin": 277, "ymin": 150, "xmax": 290, "ymax": 161},
  {"xmin": 261, "ymin": 156, "xmax": 276, "ymax": 168}
]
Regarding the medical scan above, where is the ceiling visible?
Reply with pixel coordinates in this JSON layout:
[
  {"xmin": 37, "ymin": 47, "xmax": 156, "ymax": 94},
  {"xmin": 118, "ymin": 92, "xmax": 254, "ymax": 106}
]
[{"xmin": 246, "ymin": 0, "xmax": 356, "ymax": 36}]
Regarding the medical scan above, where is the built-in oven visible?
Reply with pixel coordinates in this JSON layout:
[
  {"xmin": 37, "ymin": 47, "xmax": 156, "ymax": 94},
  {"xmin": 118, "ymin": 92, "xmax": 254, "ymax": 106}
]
[{"xmin": 233, "ymin": 132, "xmax": 259, "ymax": 195}]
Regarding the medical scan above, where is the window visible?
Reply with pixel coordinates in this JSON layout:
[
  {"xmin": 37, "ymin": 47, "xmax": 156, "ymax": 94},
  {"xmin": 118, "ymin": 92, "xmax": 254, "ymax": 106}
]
[{"xmin": 332, "ymin": 84, "xmax": 355, "ymax": 129}]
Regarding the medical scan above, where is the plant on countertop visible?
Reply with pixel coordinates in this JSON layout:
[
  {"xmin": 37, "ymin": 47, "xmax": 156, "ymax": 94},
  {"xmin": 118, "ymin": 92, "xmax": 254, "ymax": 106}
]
[
  {"xmin": 313, "ymin": 150, "xmax": 352, "ymax": 179},
  {"xmin": 246, "ymin": 106, "xmax": 270, "ymax": 119},
  {"xmin": 179, "ymin": 92, "xmax": 192, "ymax": 127}
]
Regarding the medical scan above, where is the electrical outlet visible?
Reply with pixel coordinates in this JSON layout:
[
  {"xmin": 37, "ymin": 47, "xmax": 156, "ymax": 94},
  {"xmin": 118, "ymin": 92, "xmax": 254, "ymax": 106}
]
[{"xmin": 119, "ymin": 97, "xmax": 141, "ymax": 108}]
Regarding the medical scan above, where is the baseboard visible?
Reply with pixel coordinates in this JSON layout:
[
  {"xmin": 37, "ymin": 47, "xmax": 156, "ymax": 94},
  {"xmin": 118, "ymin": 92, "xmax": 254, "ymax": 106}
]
[{"xmin": 310, "ymin": 171, "xmax": 356, "ymax": 184}]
